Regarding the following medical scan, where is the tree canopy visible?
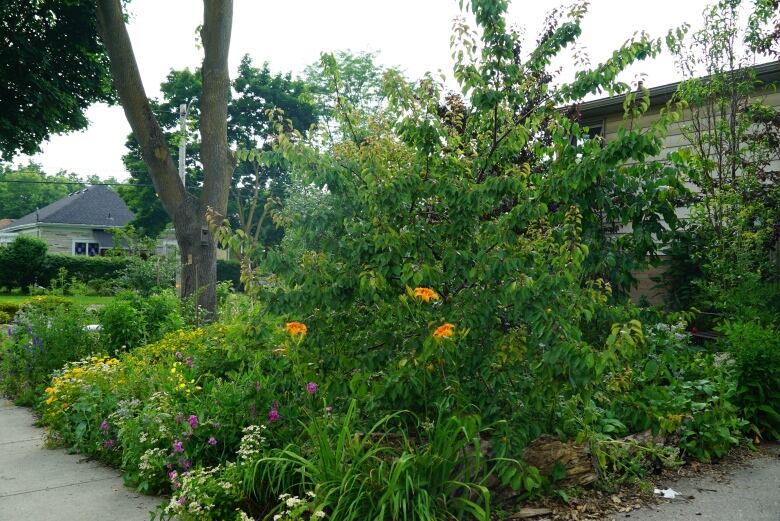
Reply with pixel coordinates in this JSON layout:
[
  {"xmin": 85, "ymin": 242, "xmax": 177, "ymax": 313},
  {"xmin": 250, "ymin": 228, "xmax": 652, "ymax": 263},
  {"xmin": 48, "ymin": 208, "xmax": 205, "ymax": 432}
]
[
  {"xmin": 0, "ymin": 163, "xmax": 84, "ymax": 219},
  {"xmin": 119, "ymin": 56, "xmax": 318, "ymax": 242},
  {"xmin": 0, "ymin": 0, "xmax": 114, "ymax": 160}
]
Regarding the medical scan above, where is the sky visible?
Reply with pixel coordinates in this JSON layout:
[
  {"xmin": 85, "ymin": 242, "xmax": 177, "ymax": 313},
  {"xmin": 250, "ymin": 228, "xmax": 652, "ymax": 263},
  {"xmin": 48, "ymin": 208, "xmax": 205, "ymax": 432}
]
[{"xmin": 15, "ymin": 0, "xmax": 721, "ymax": 180}]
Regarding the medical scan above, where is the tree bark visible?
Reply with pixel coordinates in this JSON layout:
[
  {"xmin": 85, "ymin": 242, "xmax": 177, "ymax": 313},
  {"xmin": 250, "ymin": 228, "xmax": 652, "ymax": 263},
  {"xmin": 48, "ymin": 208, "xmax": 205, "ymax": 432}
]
[{"xmin": 95, "ymin": 0, "xmax": 233, "ymax": 314}]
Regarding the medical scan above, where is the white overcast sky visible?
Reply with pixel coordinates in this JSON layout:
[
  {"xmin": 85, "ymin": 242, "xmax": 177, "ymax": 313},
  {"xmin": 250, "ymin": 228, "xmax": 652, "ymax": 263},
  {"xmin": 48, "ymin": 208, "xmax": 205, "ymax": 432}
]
[{"xmin": 15, "ymin": 0, "xmax": 723, "ymax": 180}]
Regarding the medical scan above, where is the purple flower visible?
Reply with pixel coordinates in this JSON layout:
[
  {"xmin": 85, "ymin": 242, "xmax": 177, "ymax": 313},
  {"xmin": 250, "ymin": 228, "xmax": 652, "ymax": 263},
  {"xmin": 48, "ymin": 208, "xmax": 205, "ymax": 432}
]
[
  {"xmin": 268, "ymin": 408, "xmax": 280, "ymax": 423},
  {"xmin": 184, "ymin": 357, "xmax": 193, "ymax": 368},
  {"xmin": 188, "ymin": 415, "xmax": 199, "ymax": 429},
  {"xmin": 208, "ymin": 436, "xmax": 218, "ymax": 446},
  {"xmin": 306, "ymin": 382, "xmax": 318, "ymax": 395},
  {"xmin": 182, "ymin": 459, "xmax": 191, "ymax": 471},
  {"xmin": 168, "ymin": 470, "xmax": 178, "ymax": 481},
  {"xmin": 175, "ymin": 351, "xmax": 183, "ymax": 360},
  {"xmin": 172, "ymin": 440, "xmax": 184, "ymax": 453},
  {"xmin": 100, "ymin": 420, "xmax": 109, "ymax": 434},
  {"xmin": 175, "ymin": 413, "xmax": 184, "ymax": 424},
  {"xmin": 103, "ymin": 439, "xmax": 116, "ymax": 449},
  {"xmin": 6, "ymin": 327, "xmax": 12, "ymax": 338},
  {"xmin": 177, "ymin": 496, "xmax": 187, "ymax": 505}
]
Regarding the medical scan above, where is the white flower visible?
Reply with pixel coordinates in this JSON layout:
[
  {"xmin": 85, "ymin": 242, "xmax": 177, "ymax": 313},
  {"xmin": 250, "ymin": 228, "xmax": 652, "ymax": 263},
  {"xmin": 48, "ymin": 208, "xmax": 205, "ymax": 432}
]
[
  {"xmin": 273, "ymin": 515, "xmax": 282, "ymax": 521},
  {"xmin": 285, "ymin": 496, "xmax": 302, "ymax": 508},
  {"xmin": 306, "ymin": 491, "xmax": 316, "ymax": 498},
  {"xmin": 314, "ymin": 511, "xmax": 326, "ymax": 519}
]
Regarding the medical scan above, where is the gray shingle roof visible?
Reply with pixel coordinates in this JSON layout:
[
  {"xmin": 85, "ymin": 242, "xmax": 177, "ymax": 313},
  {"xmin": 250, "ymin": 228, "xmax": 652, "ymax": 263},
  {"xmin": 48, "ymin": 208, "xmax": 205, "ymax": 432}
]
[{"xmin": 5, "ymin": 185, "xmax": 135, "ymax": 230}]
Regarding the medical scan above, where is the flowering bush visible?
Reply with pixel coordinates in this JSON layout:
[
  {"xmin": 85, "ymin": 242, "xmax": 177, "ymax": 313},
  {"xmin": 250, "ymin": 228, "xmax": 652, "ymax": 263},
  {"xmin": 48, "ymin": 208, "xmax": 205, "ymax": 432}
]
[{"xmin": 0, "ymin": 299, "xmax": 99, "ymax": 405}]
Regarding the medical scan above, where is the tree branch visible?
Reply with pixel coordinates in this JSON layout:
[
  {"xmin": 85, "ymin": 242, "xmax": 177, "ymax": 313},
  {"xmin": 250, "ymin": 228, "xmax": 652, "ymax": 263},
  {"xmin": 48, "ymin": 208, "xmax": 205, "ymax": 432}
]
[{"xmin": 95, "ymin": 0, "xmax": 186, "ymax": 214}]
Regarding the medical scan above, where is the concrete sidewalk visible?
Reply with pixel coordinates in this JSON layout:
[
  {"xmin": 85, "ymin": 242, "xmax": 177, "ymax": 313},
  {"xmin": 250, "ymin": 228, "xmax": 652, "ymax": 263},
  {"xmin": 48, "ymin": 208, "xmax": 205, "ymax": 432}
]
[
  {"xmin": 0, "ymin": 399, "xmax": 161, "ymax": 521},
  {"xmin": 602, "ymin": 443, "xmax": 780, "ymax": 521}
]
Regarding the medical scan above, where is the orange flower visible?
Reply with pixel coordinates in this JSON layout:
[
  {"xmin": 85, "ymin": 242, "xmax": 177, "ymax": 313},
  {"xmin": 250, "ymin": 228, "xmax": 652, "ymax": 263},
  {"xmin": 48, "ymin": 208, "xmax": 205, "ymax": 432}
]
[
  {"xmin": 285, "ymin": 322, "xmax": 307, "ymax": 337},
  {"xmin": 413, "ymin": 287, "xmax": 440, "ymax": 303},
  {"xmin": 433, "ymin": 323, "xmax": 455, "ymax": 340}
]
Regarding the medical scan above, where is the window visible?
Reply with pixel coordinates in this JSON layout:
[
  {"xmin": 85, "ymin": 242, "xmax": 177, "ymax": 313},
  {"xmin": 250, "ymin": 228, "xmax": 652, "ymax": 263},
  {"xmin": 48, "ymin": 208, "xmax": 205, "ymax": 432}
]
[{"xmin": 74, "ymin": 241, "xmax": 100, "ymax": 256}]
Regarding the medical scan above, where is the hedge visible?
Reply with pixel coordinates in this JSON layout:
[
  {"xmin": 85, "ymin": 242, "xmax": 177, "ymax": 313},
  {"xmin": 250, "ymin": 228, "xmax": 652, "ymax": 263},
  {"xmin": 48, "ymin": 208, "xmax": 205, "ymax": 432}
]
[
  {"xmin": 216, "ymin": 259, "xmax": 241, "ymax": 289},
  {"xmin": 1, "ymin": 249, "xmax": 241, "ymax": 291},
  {"xmin": 38, "ymin": 254, "xmax": 131, "ymax": 286}
]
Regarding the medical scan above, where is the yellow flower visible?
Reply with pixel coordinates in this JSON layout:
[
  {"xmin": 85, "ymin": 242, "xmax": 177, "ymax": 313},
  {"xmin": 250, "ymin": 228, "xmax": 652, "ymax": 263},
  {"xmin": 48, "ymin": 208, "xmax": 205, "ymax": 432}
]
[
  {"xmin": 433, "ymin": 323, "xmax": 455, "ymax": 340},
  {"xmin": 413, "ymin": 287, "xmax": 440, "ymax": 303},
  {"xmin": 45, "ymin": 395, "xmax": 57, "ymax": 405},
  {"xmin": 285, "ymin": 322, "xmax": 308, "ymax": 337}
]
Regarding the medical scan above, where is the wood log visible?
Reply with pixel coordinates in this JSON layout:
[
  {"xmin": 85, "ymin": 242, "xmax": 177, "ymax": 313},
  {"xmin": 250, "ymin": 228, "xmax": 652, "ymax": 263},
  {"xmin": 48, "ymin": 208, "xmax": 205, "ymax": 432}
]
[{"xmin": 522, "ymin": 435, "xmax": 598, "ymax": 486}]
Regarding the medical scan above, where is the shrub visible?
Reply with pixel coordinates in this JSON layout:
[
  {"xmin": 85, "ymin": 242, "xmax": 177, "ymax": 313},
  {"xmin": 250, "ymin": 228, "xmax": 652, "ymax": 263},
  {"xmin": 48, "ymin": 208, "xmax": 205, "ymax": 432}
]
[
  {"xmin": 719, "ymin": 321, "xmax": 780, "ymax": 439},
  {"xmin": 0, "ymin": 235, "xmax": 47, "ymax": 291},
  {"xmin": 116, "ymin": 255, "xmax": 178, "ymax": 296},
  {"xmin": 0, "ymin": 310, "xmax": 11, "ymax": 324},
  {"xmin": 38, "ymin": 254, "xmax": 130, "ymax": 287},
  {"xmin": 99, "ymin": 291, "xmax": 182, "ymax": 354},
  {"xmin": 0, "ymin": 300, "xmax": 99, "ymax": 405},
  {"xmin": 0, "ymin": 302, "xmax": 21, "ymax": 317},
  {"xmin": 217, "ymin": 259, "xmax": 241, "ymax": 289}
]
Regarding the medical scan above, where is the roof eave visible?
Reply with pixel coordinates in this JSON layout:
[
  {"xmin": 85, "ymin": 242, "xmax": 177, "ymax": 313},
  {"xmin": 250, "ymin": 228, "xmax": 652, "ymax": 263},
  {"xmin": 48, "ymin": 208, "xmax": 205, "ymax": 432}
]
[{"xmin": 576, "ymin": 60, "xmax": 780, "ymax": 120}]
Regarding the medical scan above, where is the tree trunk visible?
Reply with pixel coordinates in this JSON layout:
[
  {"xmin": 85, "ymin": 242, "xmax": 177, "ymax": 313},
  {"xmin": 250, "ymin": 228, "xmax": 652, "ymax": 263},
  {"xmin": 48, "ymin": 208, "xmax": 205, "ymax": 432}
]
[
  {"xmin": 174, "ymin": 201, "xmax": 218, "ymax": 317},
  {"xmin": 95, "ymin": 0, "xmax": 233, "ymax": 315}
]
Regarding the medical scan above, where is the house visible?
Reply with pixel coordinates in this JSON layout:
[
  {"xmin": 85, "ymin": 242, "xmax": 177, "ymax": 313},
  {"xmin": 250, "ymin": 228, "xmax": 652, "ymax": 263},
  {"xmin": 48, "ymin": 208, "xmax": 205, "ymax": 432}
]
[
  {"xmin": 575, "ymin": 60, "xmax": 780, "ymax": 302},
  {"xmin": 0, "ymin": 185, "xmax": 135, "ymax": 256},
  {"xmin": 0, "ymin": 185, "xmax": 224, "ymax": 260}
]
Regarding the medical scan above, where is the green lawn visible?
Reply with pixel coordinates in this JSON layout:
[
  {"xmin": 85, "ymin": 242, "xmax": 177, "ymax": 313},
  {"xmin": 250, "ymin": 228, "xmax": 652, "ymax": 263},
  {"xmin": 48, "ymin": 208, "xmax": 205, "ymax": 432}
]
[{"xmin": 0, "ymin": 294, "xmax": 114, "ymax": 306}]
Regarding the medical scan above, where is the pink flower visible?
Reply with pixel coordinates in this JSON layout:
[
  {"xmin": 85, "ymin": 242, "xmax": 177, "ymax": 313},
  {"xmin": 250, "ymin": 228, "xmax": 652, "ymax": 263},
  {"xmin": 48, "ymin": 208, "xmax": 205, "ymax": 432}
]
[
  {"xmin": 268, "ymin": 408, "xmax": 280, "ymax": 423},
  {"xmin": 175, "ymin": 413, "xmax": 184, "ymax": 424},
  {"xmin": 103, "ymin": 439, "xmax": 116, "ymax": 449},
  {"xmin": 177, "ymin": 496, "xmax": 187, "ymax": 505},
  {"xmin": 208, "ymin": 436, "xmax": 218, "ymax": 446},
  {"xmin": 188, "ymin": 415, "xmax": 199, "ymax": 429},
  {"xmin": 168, "ymin": 470, "xmax": 178, "ymax": 481},
  {"xmin": 306, "ymin": 382, "xmax": 318, "ymax": 395},
  {"xmin": 184, "ymin": 357, "xmax": 193, "ymax": 368},
  {"xmin": 172, "ymin": 440, "xmax": 184, "ymax": 453},
  {"xmin": 100, "ymin": 420, "xmax": 109, "ymax": 434},
  {"xmin": 182, "ymin": 459, "xmax": 191, "ymax": 471}
]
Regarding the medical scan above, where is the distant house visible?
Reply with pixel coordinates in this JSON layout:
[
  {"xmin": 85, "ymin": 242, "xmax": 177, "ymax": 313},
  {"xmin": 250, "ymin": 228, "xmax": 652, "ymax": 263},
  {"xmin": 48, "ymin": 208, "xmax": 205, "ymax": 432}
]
[{"xmin": 0, "ymin": 185, "xmax": 136, "ymax": 256}]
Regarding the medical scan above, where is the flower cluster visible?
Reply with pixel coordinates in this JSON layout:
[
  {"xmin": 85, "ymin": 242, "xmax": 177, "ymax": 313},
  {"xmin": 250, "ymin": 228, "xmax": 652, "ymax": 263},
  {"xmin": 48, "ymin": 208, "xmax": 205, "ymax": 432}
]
[
  {"xmin": 164, "ymin": 462, "xmax": 243, "ymax": 520},
  {"xmin": 273, "ymin": 492, "xmax": 325, "ymax": 520},
  {"xmin": 413, "ymin": 287, "xmax": 440, "ymax": 303},
  {"xmin": 285, "ymin": 321, "xmax": 307, "ymax": 338},
  {"xmin": 433, "ymin": 323, "xmax": 455, "ymax": 340},
  {"xmin": 237, "ymin": 424, "xmax": 267, "ymax": 463}
]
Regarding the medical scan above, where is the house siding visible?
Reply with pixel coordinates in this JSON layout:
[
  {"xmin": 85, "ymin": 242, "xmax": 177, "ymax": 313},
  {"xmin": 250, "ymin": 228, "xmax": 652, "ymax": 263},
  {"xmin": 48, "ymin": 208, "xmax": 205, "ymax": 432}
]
[{"xmin": 591, "ymin": 84, "xmax": 780, "ymax": 305}]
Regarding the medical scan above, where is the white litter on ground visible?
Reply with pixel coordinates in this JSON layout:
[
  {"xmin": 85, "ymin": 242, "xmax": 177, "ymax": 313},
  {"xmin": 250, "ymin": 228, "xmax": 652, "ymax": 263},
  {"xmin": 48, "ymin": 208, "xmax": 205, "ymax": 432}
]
[{"xmin": 654, "ymin": 488, "xmax": 682, "ymax": 499}]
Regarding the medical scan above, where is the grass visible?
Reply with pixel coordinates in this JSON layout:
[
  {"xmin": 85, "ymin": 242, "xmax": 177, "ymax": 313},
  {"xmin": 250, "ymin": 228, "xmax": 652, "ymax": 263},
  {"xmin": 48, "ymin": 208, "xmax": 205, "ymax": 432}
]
[{"xmin": 0, "ymin": 293, "xmax": 114, "ymax": 306}]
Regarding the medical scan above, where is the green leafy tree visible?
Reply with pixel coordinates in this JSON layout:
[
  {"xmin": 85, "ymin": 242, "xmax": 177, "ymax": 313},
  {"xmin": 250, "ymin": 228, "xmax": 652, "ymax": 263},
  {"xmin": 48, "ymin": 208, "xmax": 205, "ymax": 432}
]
[
  {"xmin": 214, "ymin": 0, "xmax": 685, "ymax": 448},
  {"xmin": 0, "ymin": 163, "xmax": 84, "ymax": 219},
  {"xmin": 0, "ymin": 0, "xmax": 114, "ymax": 160},
  {"xmin": 0, "ymin": 235, "xmax": 48, "ymax": 291},
  {"xmin": 667, "ymin": 0, "xmax": 780, "ymax": 309},
  {"xmin": 119, "ymin": 57, "xmax": 317, "ymax": 247}
]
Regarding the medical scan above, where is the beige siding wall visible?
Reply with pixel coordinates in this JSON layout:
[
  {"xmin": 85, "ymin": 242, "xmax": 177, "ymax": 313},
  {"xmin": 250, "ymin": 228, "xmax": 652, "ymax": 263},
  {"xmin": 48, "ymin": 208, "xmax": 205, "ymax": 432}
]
[
  {"xmin": 38, "ymin": 226, "xmax": 98, "ymax": 255},
  {"xmin": 598, "ymin": 87, "xmax": 780, "ymax": 305}
]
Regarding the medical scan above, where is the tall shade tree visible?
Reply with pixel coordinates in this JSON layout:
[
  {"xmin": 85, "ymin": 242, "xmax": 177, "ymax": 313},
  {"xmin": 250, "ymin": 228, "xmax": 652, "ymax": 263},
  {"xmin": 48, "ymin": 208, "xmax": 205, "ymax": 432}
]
[
  {"xmin": 95, "ymin": 0, "xmax": 234, "ymax": 313},
  {"xmin": 118, "ymin": 57, "xmax": 317, "ymax": 248},
  {"xmin": 0, "ymin": 163, "xmax": 84, "ymax": 219},
  {"xmin": 0, "ymin": 0, "xmax": 114, "ymax": 160}
]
